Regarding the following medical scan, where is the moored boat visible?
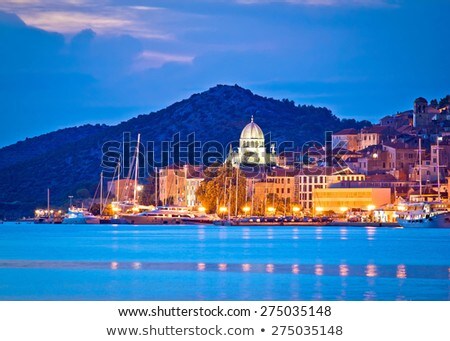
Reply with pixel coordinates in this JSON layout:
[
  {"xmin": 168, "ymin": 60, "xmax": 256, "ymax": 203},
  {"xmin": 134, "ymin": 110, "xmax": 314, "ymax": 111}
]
[
  {"xmin": 121, "ymin": 206, "xmax": 218, "ymax": 225},
  {"xmin": 396, "ymin": 202, "xmax": 450, "ymax": 228},
  {"xmin": 62, "ymin": 208, "xmax": 100, "ymax": 224}
]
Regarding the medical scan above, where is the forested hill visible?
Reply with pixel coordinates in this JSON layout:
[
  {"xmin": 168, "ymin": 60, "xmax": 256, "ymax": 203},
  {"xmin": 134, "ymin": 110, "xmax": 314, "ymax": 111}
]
[{"xmin": 0, "ymin": 84, "xmax": 371, "ymax": 219}]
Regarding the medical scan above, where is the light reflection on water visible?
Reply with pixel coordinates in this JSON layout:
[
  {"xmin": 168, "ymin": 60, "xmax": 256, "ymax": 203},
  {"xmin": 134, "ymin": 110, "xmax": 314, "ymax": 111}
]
[
  {"xmin": 0, "ymin": 223, "xmax": 449, "ymax": 300},
  {"xmin": 366, "ymin": 226, "xmax": 376, "ymax": 241},
  {"xmin": 340, "ymin": 227, "xmax": 348, "ymax": 240},
  {"xmin": 397, "ymin": 264, "xmax": 407, "ymax": 279},
  {"xmin": 339, "ymin": 264, "xmax": 349, "ymax": 277},
  {"xmin": 366, "ymin": 264, "xmax": 378, "ymax": 277},
  {"xmin": 0, "ymin": 260, "xmax": 447, "ymax": 279}
]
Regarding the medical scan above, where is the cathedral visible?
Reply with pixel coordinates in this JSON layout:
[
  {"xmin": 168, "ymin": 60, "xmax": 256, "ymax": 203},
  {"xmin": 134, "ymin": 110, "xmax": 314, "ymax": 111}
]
[{"xmin": 228, "ymin": 116, "xmax": 277, "ymax": 167}]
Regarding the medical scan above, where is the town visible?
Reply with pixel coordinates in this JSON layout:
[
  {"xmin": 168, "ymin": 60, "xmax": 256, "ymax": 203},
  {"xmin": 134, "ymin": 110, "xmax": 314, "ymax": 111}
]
[{"xmin": 94, "ymin": 95, "xmax": 450, "ymax": 226}]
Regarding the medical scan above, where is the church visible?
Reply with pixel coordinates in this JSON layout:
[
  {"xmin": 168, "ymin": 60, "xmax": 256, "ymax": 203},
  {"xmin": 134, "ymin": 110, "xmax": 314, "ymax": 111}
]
[{"xmin": 228, "ymin": 116, "xmax": 278, "ymax": 167}]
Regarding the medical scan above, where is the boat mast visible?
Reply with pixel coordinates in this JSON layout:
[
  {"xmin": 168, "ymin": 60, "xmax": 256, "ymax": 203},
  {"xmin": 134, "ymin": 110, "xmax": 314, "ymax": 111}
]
[
  {"xmin": 223, "ymin": 171, "xmax": 227, "ymax": 214},
  {"xmin": 437, "ymin": 136, "xmax": 441, "ymax": 201},
  {"xmin": 117, "ymin": 161, "xmax": 120, "ymax": 202},
  {"xmin": 251, "ymin": 178, "xmax": 254, "ymax": 216},
  {"xmin": 47, "ymin": 188, "xmax": 50, "ymax": 214},
  {"xmin": 228, "ymin": 178, "xmax": 231, "ymax": 221},
  {"xmin": 133, "ymin": 134, "xmax": 141, "ymax": 206},
  {"xmin": 100, "ymin": 171, "xmax": 103, "ymax": 215},
  {"xmin": 155, "ymin": 167, "xmax": 158, "ymax": 206},
  {"xmin": 235, "ymin": 167, "xmax": 239, "ymax": 217},
  {"xmin": 419, "ymin": 138, "xmax": 422, "ymax": 199}
]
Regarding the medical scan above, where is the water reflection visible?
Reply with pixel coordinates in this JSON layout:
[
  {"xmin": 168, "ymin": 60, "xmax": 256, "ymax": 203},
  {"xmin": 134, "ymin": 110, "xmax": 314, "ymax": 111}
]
[
  {"xmin": 366, "ymin": 227, "xmax": 376, "ymax": 241},
  {"xmin": 364, "ymin": 290, "xmax": 377, "ymax": 300},
  {"xmin": 197, "ymin": 228, "xmax": 205, "ymax": 241},
  {"xmin": 365, "ymin": 264, "xmax": 377, "ymax": 277},
  {"xmin": 396, "ymin": 264, "xmax": 407, "ymax": 279},
  {"xmin": 340, "ymin": 227, "xmax": 348, "ymax": 241},
  {"xmin": 0, "ymin": 260, "xmax": 447, "ymax": 280},
  {"xmin": 315, "ymin": 227, "xmax": 323, "ymax": 240},
  {"xmin": 219, "ymin": 229, "xmax": 227, "ymax": 240},
  {"xmin": 292, "ymin": 228, "xmax": 299, "ymax": 240},
  {"xmin": 315, "ymin": 264, "xmax": 324, "ymax": 276},
  {"xmin": 242, "ymin": 228, "xmax": 250, "ymax": 240},
  {"xmin": 339, "ymin": 264, "xmax": 349, "ymax": 277}
]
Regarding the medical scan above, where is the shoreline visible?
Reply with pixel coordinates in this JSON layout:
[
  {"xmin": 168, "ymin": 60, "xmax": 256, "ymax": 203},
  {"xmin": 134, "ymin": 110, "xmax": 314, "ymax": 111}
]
[{"xmin": 4, "ymin": 221, "xmax": 400, "ymax": 228}]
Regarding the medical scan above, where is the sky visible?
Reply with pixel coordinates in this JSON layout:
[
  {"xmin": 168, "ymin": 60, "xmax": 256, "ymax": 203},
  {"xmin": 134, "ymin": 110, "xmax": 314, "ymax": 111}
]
[{"xmin": 0, "ymin": 0, "xmax": 449, "ymax": 147}]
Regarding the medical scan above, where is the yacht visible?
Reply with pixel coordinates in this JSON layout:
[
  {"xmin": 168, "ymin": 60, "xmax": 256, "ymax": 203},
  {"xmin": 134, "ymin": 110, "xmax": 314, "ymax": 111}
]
[
  {"xmin": 62, "ymin": 208, "xmax": 100, "ymax": 224},
  {"xmin": 121, "ymin": 206, "xmax": 218, "ymax": 225},
  {"xmin": 121, "ymin": 206, "xmax": 192, "ymax": 225},
  {"xmin": 396, "ymin": 202, "xmax": 450, "ymax": 228}
]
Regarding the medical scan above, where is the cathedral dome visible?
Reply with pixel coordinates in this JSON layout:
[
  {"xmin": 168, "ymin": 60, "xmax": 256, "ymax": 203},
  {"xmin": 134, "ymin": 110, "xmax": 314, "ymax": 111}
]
[{"xmin": 240, "ymin": 116, "xmax": 264, "ymax": 140}]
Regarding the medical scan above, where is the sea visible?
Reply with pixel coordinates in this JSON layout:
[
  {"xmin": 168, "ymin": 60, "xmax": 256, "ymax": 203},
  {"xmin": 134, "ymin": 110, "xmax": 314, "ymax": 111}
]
[{"xmin": 0, "ymin": 223, "xmax": 448, "ymax": 300}]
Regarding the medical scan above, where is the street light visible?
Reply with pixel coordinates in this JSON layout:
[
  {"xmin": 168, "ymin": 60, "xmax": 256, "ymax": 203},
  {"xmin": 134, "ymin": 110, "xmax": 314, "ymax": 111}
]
[
  {"xmin": 292, "ymin": 206, "xmax": 300, "ymax": 217},
  {"xmin": 242, "ymin": 206, "xmax": 250, "ymax": 216},
  {"xmin": 219, "ymin": 206, "xmax": 227, "ymax": 218},
  {"xmin": 367, "ymin": 204, "xmax": 376, "ymax": 211},
  {"xmin": 267, "ymin": 206, "xmax": 276, "ymax": 216},
  {"xmin": 198, "ymin": 206, "xmax": 206, "ymax": 213}
]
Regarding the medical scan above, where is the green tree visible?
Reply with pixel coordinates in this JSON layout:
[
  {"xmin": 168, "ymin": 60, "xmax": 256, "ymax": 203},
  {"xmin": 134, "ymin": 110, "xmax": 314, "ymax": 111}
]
[
  {"xmin": 196, "ymin": 163, "xmax": 247, "ymax": 215},
  {"xmin": 439, "ymin": 95, "xmax": 450, "ymax": 108}
]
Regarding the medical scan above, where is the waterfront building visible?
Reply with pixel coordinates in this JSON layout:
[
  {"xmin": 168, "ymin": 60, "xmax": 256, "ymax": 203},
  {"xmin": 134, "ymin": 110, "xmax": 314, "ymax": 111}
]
[
  {"xmin": 251, "ymin": 169, "xmax": 297, "ymax": 210},
  {"xmin": 107, "ymin": 179, "xmax": 136, "ymax": 202},
  {"xmin": 294, "ymin": 167, "xmax": 365, "ymax": 212},
  {"xmin": 313, "ymin": 187, "xmax": 391, "ymax": 215},
  {"xmin": 158, "ymin": 165, "xmax": 204, "ymax": 207}
]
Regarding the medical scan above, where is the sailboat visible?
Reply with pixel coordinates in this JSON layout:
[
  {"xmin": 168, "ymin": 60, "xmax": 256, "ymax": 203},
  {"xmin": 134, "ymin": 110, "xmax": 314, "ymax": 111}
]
[
  {"xmin": 34, "ymin": 189, "xmax": 63, "ymax": 224},
  {"xmin": 396, "ymin": 137, "xmax": 450, "ymax": 228}
]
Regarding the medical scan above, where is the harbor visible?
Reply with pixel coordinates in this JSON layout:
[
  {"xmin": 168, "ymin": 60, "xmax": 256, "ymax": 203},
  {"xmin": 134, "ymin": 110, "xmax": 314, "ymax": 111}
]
[{"xmin": 22, "ymin": 116, "xmax": 450, "ymax": 229}]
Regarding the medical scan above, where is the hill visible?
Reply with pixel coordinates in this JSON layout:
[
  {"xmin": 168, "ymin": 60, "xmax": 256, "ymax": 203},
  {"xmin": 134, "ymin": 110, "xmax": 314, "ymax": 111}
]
[{"xmin": 0, "ymin": 84, "xmax": 371, "ymax": 219}]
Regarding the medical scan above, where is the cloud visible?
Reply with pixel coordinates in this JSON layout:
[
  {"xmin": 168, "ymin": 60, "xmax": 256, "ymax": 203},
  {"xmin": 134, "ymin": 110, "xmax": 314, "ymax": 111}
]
[
  {"xmin": 235, "ymin": 0, "xmax": 398, "ymax": 7},
  {"xmin": 134, "ymin": 51, "xmax": 195, "ymax": 70},
  {"xmin": 0, "ymin": 1, "xmax": 177, "ymax": 39}
]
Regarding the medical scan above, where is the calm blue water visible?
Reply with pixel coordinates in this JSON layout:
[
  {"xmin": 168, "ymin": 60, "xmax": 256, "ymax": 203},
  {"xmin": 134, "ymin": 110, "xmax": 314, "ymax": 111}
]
[{"xmin": 0, "ymin": 223, "xmax": 448, "ymax": 300}]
